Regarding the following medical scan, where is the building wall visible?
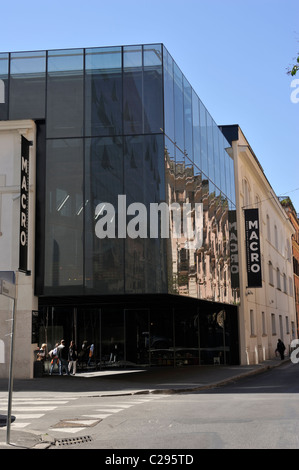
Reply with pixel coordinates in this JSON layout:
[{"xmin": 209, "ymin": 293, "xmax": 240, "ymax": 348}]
[
  {"xmin": 280, "ymin": 198, "xmax": 299, "ymax": 337},
  {"xmin": 0, "ymin": 120, "xmax": 38, "ymax": 378},
  {"xmin": 229, "ymin": 127, "xmax": 297, "ymax": 364}
]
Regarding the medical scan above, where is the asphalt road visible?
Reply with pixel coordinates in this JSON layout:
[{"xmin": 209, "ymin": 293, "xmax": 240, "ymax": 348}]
[
  {"xmin": 1, "ymin": 361, "xmax": 298, "ymax": 451},
  {"xmin": 51, "ymin": 361, "xmax": 299, "ymax": 450}
]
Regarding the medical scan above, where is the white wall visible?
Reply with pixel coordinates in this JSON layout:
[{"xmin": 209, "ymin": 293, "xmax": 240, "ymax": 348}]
[
  {"xmin": 233, "ymin": 128, "xmax": 297, "ymax": 365},
  {"xmin": 0, "ymin": 120, "xmax": 38, "ymax": 379}
]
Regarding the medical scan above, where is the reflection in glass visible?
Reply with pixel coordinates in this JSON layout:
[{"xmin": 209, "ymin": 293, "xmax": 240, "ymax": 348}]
[
  {"xmin": 192, "ymin": 89, "xmax": 201, "ymax": 170},
  {"xmin": 124, "ymin": 134, "xmax": 167, "ymax": 294},
  {"xmin": 183, "ymin": 76, "xmax": 193, "ymax": 161},
  {"xmin": 85, "ymin": 136, "xmax": 124, "ymax": 294},
  {"xmin": 163, "ymin": 47, "xmax": 175, "ymax": 141},
  {"xmin": 173, "ymin": 62, "xmax": 184, "ymax": 152},
  {"xmin": 199, "ymin": 101, "xmax": 208, "ymax": 178},
  {"xmin": 45, "ymin": 139, "xmax": 83, "ymax": 291}
]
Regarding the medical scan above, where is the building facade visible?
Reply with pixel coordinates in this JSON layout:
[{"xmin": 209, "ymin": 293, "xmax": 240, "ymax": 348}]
[
  {"xmin": 0, "ymin": 44, "xmax": 241, "ymax": 378},
  {"xmin": 221, "ymin": 125, "xmax": 297, "ymax": 365},
  {"xmin": 280, "ymin": 197, "xmax": 299, "ymax": 337}
]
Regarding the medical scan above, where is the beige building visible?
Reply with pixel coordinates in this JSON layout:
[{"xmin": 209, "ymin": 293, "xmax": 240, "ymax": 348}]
[
  {"xmin": 221, "ymin": 125, "xmax": 297, "ymax": 365},
  {"xmin": 0, "ymin": 120, "xmax": 38, "ymax": 378}
]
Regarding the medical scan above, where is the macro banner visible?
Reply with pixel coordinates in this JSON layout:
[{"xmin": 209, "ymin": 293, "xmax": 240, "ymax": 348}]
[
  {"xmin": 244, "ymin": 208, "xmax": 262, "ymax": 288},
  {"xmin": 228, "ymin": 210, "xmax": 240, "ymax": 289},
  {"xmin": 19, "ymin": 136, "xmax": 30, "ymax": 273}
]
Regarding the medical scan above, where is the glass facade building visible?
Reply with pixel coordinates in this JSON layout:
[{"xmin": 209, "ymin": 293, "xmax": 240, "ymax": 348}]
[{"xmin": 0, "ymin": 44, "xmax": 239, "ymax": 366}]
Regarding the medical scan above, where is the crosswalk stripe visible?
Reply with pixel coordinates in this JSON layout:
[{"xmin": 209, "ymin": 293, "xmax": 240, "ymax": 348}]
[
  {"xmin": 0, "ymin": 401, "xmax": 68, "ymax": 405},
  {"xmin": 0, "ymin": 406, "xmax": 57, "ymax": 411},
  {"xmin": 9, "ymin": 414, "xmax": 45, "ymax": 419},
  {"xmin": 95, "ymin": 408, "xmax": 124, "ymax": 413},
  {"xmin": 83, "ymin": 414, "xmax": 112, "ymax": 419}
]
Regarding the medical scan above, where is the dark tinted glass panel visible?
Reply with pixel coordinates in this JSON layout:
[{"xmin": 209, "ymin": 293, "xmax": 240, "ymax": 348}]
[
  {"xmin": 85, "ymin": 136, "xmax": 124, "ymax": 294},
  {"xmin": 0, "ymin": 53, "xmax": 8, "ymax": 120},
  {"xmin": 143, "ymin": 44, "xmax": 162, "ymax": 66},
  {"xmin": 213, "ymin": 121, "xmax": 221, "ymax": 189},
  {"xmin": 123, "ymin": 47, "xmax": 143, "ymax": 134},
  {"xmin": 192, "ymin": 90, "xmax": 201, "ymax": 170},
  {"xmin": 219, "ymin": 142, "xmax": 227, "ymax": 196},
  {"xmin": 183, "ymin": 77, "xmax": 192, "ymax": 161},
  {"xmin": 163, "ymin": 47, "xmax": 175, "ymax": 141},
  {"xmin": 9, "ymin": 51, "xmax": 46, "ymax": 120},
  {"xmin": 44, "ymin": 139, "xmax": 83, "ymax": 291},
  {"xmin": 199, "ymin": 101, "xmax": 208, "ymax": 178},
  {"xmin": 173, "ymin": 63, "xmax": 184, "ymax": 152},
  {"xmin": 143, "ymin": 46, "xmax": 163, "ymax": 133},
  {"xmin": 85, "ymin": 47, "xmax": 122, "ymax": 136},
  {"xmin": 124, "ymin": 134, "xmax": 167, "ymax": 293},
  {"xmin": 47, "ymin": 49, "xmax": 83, "ymax": 138},
  {"xmin": 207, "ymin": 112, "xmax": 214, "ymax": 183}
]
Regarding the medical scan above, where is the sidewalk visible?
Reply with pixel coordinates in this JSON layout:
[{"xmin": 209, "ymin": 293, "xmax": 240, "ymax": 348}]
[{"xmin": 0, "ymin": 357, "xmax": 289, "ymax": 449}]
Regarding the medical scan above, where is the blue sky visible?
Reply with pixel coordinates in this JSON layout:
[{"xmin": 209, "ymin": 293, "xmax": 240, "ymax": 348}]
[{"xmin": 1, "ymin": 0, "xmax": 298, "ymax": 211}]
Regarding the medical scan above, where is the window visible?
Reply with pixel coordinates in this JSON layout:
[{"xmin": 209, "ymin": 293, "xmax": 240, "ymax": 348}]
[
  {"xmin": 262, "ymin": 311, "xmax": 267, "ymax": 335},
  {"xmin": 266, "ymin": 214, "xmax": 271, "ymax": 241},
  {"xmin": 250, "ymin": 309, "xmax": 255, "ymax": 336},
  {"xmin": 283, "ymin": 273, "xmax": 287, "ymax": 293},
  {"xmin": 286, "ymin": 316, "xmax": 290, "ymax": 335},
  {"xmin": 268, "ymin": 261, "xmax": 274, "ymax": 285},
  {"xmin": 276, "ymin": 268, "xmax": 281, "ymax": 290},
  {"xmin": 279, "ymin": 315, "xmax": 283, "ymax": 339},
  {"xmin": 271, "ymin": 314, "xmax": 276, "ymax": 335},
  {"xmin": 289, "ymin": 276, "xmax": 294, "ymax": 296},
  {"xmin": 274, "ymin": 224, "xmax": 278, "ymax": 250},
  {"xmin": 242, "ymin": 178, "xmax": 251, "ymax": 208}
]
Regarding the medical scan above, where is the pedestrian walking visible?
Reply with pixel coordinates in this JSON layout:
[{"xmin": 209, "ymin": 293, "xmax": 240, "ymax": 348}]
[
  {"xmin": 68, "ymin": 340, "xmax": 77, "ymax": 375},
  {"xmin": 275, "ymin": 339, "xmax": 286, "ymax": 360},
  {"xmin": 49, "ymin": 343, "xmax": 59, "ymax": 375},
  {"xmin": 57, "ymin": 339, "xmax": 70, "ymax": 375}
]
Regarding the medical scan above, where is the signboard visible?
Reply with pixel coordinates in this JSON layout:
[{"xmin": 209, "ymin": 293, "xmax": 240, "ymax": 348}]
[
  {"xmin": 0, "ymin": 280, "xmax": 16, "ymax": 299},
  {"xmin": 244, "ymin": 208, "xmax": 262, "ymax": 288},
  {"xmin": 228, "ymin": 210, "xmax": 239, "ymax": 289},
  {"xmin": 0, "ymin": 271, "xmax": 16, "ymax": 299},
  {"xmin": 19, "ymin": 136, "xmax": 31, "ymax": 273}
]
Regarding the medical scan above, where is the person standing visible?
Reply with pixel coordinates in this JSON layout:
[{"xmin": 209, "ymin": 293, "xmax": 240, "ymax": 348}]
[
  {"xmin": 49, "ymin": 343, "xmax": 59, "ymax": 375},
  {"xmin": 68, "ymin": 340, "xmax": 77, "ymax": 375},
  {"xmin": 57, "ymin": 339, "xmax": 70, "ymax": 375},
  {"xmin": 276, "ymin": 339, "xmax": 286, "ymax": 360}
]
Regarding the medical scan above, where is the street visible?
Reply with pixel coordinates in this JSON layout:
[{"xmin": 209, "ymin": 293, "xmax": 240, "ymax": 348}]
[
  {"xmin": 1, "ymin": 361, "xmax": 299, "ymax": 450},
  {"xmin": 74, "ymin": 361, "xmax": 299, "ymax": 449}
]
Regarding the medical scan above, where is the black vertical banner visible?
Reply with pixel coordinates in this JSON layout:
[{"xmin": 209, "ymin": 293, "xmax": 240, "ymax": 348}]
[
  {"xmin": 19, "ymin": 136, "xmax": 30, "ymax": 273},
  {"xmin": 244, "ymin": 208, "xmax": 262, "ymax": 288},
  {"xmin": 228, "ymin": 210, "xmax": 240, "ymax": 289}
]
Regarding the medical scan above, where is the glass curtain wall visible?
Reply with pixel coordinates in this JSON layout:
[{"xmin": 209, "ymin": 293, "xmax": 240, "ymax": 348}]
[
  {"xmin": 43, "ymin": 44, "xmax": 166, "ymax": 295},
  {"xmin": 0, "ymin": 53, "xmax": 9, "ymax": 120},
  {"xmin": 163, "ymin": 46, "xmax": 238, "ymax": 305},
  {"xmin": 1, "ymin": 44, "xmax": 238, "ymax": 303}
]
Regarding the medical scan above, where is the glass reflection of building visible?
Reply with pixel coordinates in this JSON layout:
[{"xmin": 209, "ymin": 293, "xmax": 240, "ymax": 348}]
[{"xmin": 0, "ymin": 44, "xmax": 240, "ymax": 367}]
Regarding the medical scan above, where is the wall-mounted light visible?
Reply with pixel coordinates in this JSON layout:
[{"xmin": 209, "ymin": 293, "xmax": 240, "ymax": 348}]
[{"xmin": 245, "ymin": 290, "xmax": 254, "ymax": 296}]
